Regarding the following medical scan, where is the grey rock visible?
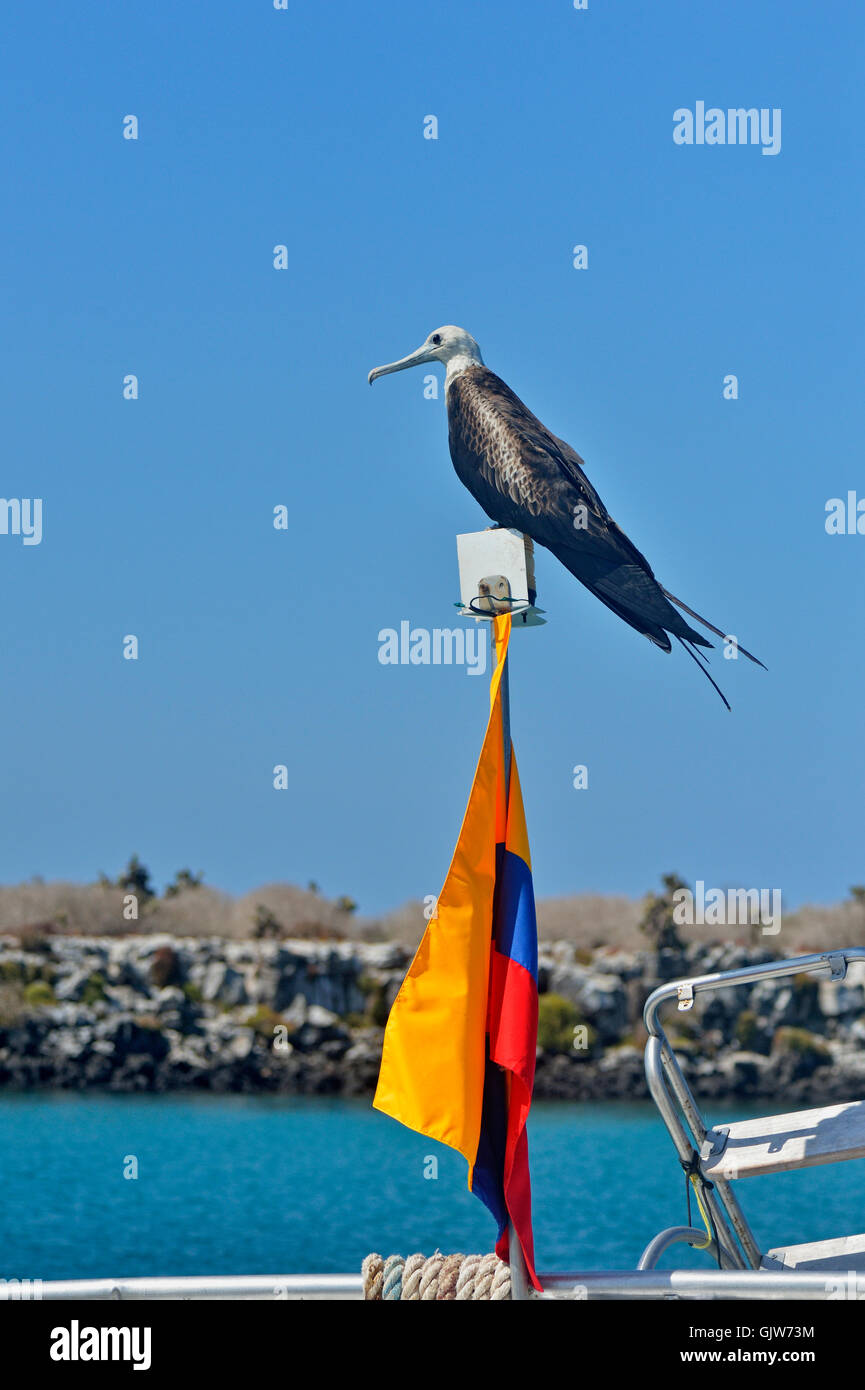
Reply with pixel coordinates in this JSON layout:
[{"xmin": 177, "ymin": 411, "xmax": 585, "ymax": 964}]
[
  {"xmin": 54, "ymin": 969, "xmax": 94, "ymax": 1003},
  {"xmin": 154, "ymin": 986, "xmax": 186, "ymax": 1012},
  {"xmin": 200, "ymin": 963, "xmax": 247, "ymax": 1007},
  {"xmin": 227, "ymin": 1031, "xmax": 254, "ymax": 1061},
  {"xmin": 282, "ymin": 994, "xmax": 308, "ymax": 1026},
  {"xmin": 546, "ymin": 965, "xmax": 627, "ymax": 1042},
  {"xmin": 2, "ymin": 933, "xmax": 864, "ymax": 1102},
  {"xmin": 307, "ymin": 1004, "xmax": 337, "ymax": 1028},
  {"xmin": 103, "ymin": 985, "xmax": 141, "ymax": 1013},
  {"xmin": 593, "ymin": 950, "xmax": 645, "ymax": 981},
  {"xmin": 819, "ymin": 979, "xmax": 865, "ymax": 1018},
  {"xmin": 361, "ymin": 943, "xmax": 407, "ymax": 971},
  {"xmin": 247, "ymin": 965, "xmax": 281, "ymax": 1007}
]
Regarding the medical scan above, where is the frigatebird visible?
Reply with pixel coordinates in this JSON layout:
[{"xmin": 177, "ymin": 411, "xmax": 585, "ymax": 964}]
[{"xmin": 368, "ymin": 325, "xmax": 765, "ymax": 708}]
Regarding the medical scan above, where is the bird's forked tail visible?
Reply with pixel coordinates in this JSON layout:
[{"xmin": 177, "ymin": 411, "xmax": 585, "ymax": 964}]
[{"xmin": 662, "ymin": 588, "xmax": 767, "ymax": 670}]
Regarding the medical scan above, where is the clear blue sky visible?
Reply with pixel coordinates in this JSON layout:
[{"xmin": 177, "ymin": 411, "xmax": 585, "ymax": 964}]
[{"xmin": 1, "ymin": 1, "xmax": 863, "ymax": 915}]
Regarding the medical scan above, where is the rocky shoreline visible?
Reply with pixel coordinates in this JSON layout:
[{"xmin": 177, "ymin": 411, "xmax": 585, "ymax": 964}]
[{"xmin": 2, "ymin": 934, "xmax": 865, "ymax": 1104}]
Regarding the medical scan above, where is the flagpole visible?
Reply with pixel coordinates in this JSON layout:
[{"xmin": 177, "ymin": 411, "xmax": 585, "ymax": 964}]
[{"xmin": 493, "ymin": 618, "xmax": 530, "ymax": 1303}]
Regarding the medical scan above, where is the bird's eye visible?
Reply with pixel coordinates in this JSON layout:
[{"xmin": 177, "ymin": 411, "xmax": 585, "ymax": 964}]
[{"xmin": 430, "ymin": 333, "xmax": 442, "ymax": 346}]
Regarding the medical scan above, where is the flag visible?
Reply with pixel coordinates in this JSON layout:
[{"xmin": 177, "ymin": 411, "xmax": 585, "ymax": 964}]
[{"xmin": 373, "ymin": 613, "xmax": 541, "ymax": 1290}]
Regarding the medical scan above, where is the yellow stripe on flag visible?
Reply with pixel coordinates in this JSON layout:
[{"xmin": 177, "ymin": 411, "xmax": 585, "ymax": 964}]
[
  {"xmin": 505, "ymin": 754, "xmax": 532, "ymax": 871},
  {"xmin": 372, "ymin": 614, "xmax": 512, "ymax": 1173}
]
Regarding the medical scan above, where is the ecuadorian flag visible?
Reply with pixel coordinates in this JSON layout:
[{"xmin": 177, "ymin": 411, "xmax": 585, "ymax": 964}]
[{"xmin": 373, "ymin": 613, "xmax": 541, "ymax": 1290}]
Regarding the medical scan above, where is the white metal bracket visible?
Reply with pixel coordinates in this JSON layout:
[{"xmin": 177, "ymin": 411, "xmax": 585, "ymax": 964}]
[
  {"xmin": 677, "ymin": 983, "xmax": 694, "ymax": 1011},
  {"xmin": 700, "ymin": 1126, "xmax": 729, "ymax": 1161},
  {"xmin": 455, "ymin": 529, "xmax": 546, "ymax": 626},
  {"xmin": 823, "ymin": 952, "xmax": 848, "ymax": 982}
]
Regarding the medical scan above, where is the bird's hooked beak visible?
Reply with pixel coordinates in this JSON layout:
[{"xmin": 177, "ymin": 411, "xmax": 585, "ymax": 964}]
[{"xmin": 368, "ymin": 343, "xmax": 438, "ymax": 385}]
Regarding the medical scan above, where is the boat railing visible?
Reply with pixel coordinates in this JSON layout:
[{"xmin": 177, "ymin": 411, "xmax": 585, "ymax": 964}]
[{"xmin": 641, "ymin": 946, "xmax": 865, "ymax": 1276}]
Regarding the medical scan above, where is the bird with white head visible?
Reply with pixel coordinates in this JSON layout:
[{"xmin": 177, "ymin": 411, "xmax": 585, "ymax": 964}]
[
  {"xmin": 368, "ymin": 325, "xmax": 765, "ymax": 707},
  {"xmin": 368, "ymin": 325, "xmax": 485, "ymax": 388}
]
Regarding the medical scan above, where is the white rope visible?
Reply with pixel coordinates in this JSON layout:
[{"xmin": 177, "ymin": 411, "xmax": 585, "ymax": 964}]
[{"xmin": 363, "ymin": 1251, "xmax": 512, "ymax": 1300}]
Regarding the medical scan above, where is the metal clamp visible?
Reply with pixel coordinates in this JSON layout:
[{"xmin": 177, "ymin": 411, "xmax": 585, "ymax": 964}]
[
  {"xmin": 822, "ymin": 951, "xmax": 848, "ymax": 982},
  {"xmin": 700, "ymin": 1127, "xmax": 729, "ymax": 1161},
  {"xmin": 677, "ymin": 983, "xmax": 694, "ymax": 1011}
]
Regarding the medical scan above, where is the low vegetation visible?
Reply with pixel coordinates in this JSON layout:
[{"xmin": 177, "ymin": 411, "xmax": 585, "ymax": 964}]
[
  {"xmin": 537, "ymin": 994, "xmax": 592, "ymax": 1054},
  {"xmin": 0, "ymin": 861, "xmax": 864, "ymax": 954}
]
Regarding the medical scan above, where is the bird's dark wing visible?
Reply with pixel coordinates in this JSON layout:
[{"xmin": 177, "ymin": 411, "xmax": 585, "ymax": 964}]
[
  {"xmin": 546, "ymin": 428, "xmax": 657, "ymax": 574},
  {"xmin": 446, "ymin": 366, "xmax": 707, "ymax": 649}
]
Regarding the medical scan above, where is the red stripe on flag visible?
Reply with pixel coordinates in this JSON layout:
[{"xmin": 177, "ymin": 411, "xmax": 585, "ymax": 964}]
[{"xmin": 489, "ymin": 949, "xmax": 541, "ymax": 1289}]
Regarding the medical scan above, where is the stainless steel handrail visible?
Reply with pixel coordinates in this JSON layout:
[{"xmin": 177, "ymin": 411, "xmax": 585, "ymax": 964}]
[
  {"xmin": 21, "ymin": 1267, "xmax": 863, "ymax": 1301},
  {"xmin": 644, "ymin": 949, "xmax": 864, "ymax": 1037},
  {"xmin": 641, "ymin": 947, "xmax": 865, "ymax": 1271},
  {"xmin": 637, "ymin": 1225, "xmax": 740, "ymax": 1271},
  {"xmin": 17, "ymin": 1274, "xmax": 365, "ymax": 1301},
  {"xmin": 539, "ymin": 1268, "xmax": 863, "ymax": 1299}
]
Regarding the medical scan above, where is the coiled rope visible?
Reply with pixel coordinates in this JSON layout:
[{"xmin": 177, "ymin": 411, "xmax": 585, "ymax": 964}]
[
  {"xmin": 362, "ymin": 1251, "xmax": 512, "ymax": 1300},
  {"xmin": 681, "ymin": 1149, "xmax": 723, "ymax": 1268}
]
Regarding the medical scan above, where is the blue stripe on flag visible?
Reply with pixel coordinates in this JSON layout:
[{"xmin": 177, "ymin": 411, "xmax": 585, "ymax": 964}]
[
  {"xmin": 493, "ymin": 846, "xmax": 538, "ymax": 981},
  {"xmin": 471, "ymin": 1055, "xmax": 508, "ymax": 1237}
]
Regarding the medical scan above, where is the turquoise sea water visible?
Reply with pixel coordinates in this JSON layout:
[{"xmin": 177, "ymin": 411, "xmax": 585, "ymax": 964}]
[{"xmin": 2, "ymin": 1094, "xmax": 864, "ymax": 1281}]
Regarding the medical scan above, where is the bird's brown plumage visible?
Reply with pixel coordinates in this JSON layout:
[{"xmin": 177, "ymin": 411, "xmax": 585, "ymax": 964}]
[{"xmin": 446, "ymin": 365, "xmax": 705, "ymax": 652}]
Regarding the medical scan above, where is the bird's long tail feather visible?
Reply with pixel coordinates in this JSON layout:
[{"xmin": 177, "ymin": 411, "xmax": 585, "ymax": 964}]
[
  {"xmin": 674, "ymin": 635, "xmax": 731, "ymax": 711},
  {"xmin": 662, "ymin": 589, "xmax": 767, "ymax": 670}
]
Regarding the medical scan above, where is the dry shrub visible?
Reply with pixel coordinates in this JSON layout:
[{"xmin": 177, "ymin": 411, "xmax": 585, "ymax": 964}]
[
  {"xmin": 230, "ymin": 884, "xmax": 361, "ymax": 940},
  {"xmin": 0, "ymin": 883, "xmax": 127, "ymax": 935},
  {"xmin": 0, "ymin": 876, "xmax": 862, "ymax": 951},
  {"xmin": 351, "ymin": 893, "xmax": 865, "ymax": 956},
  {"xmin": 0, "ymin": 879, "xmax": 368, "ymax": 942},
  {"xmin": 147, "ymin": 886, "xmax": 234, "ymax": 937}
]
